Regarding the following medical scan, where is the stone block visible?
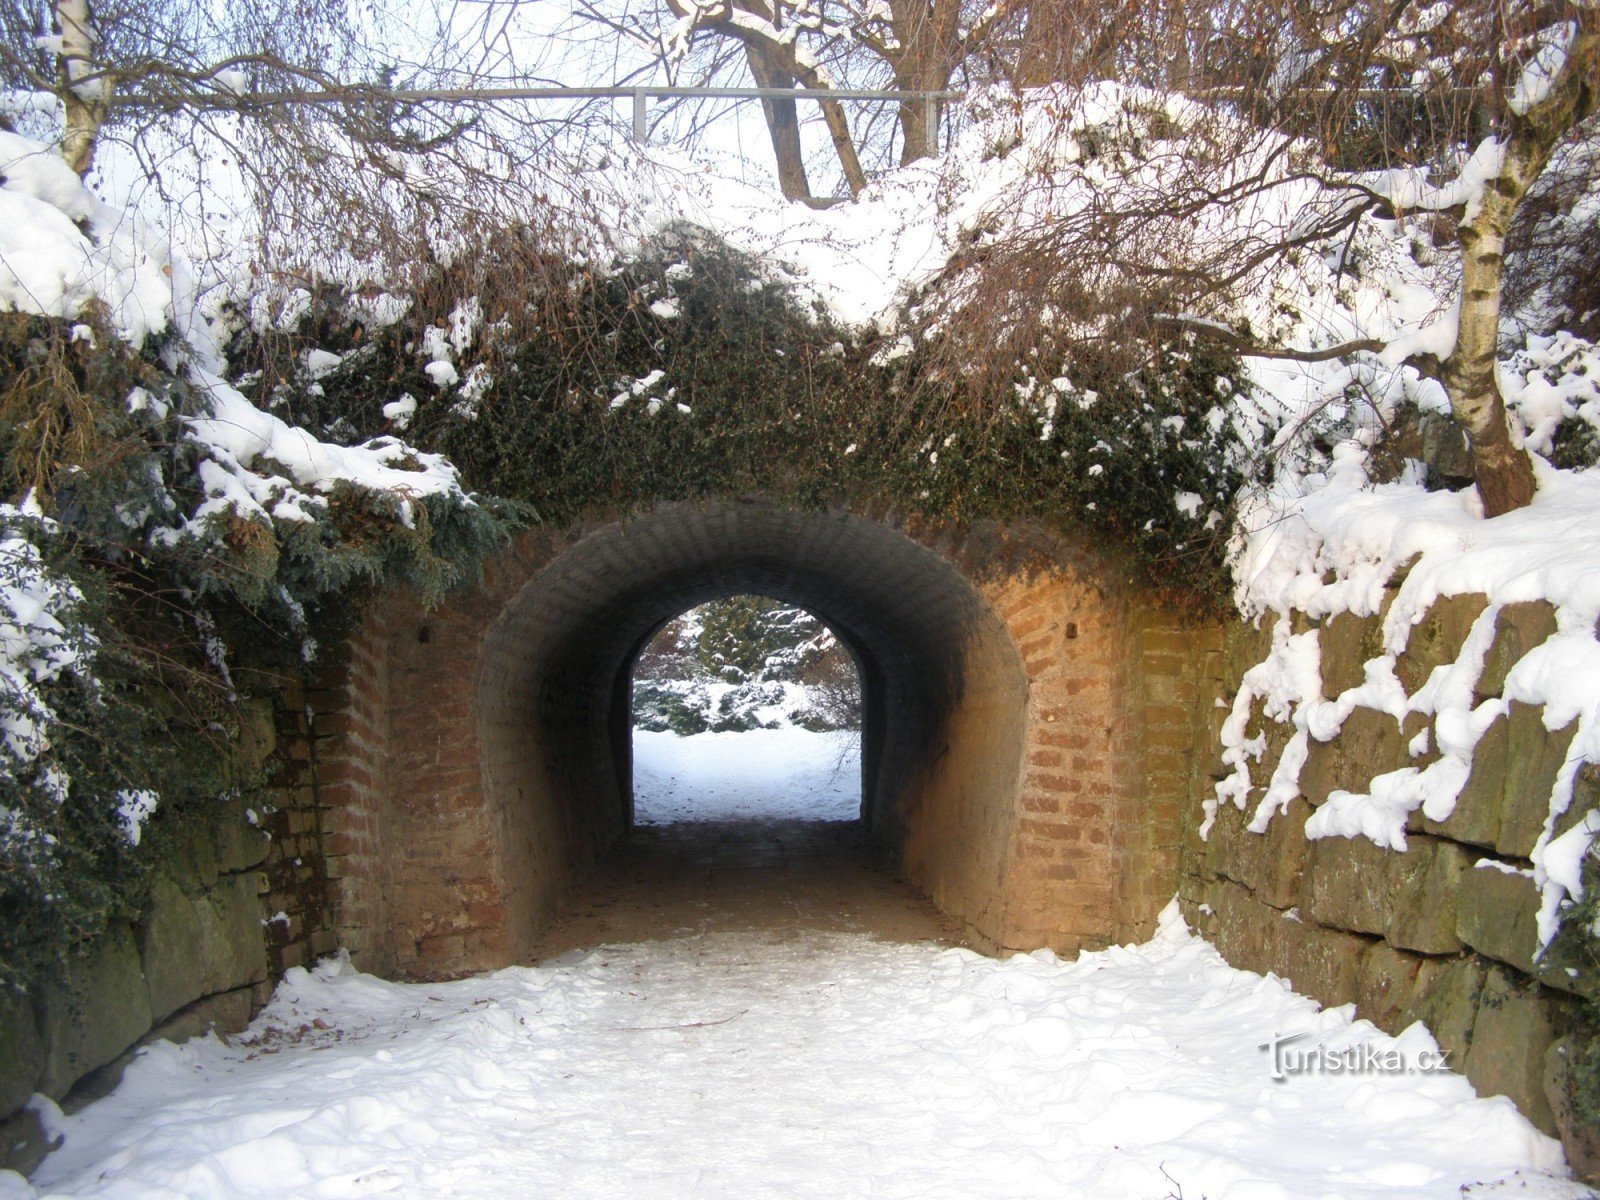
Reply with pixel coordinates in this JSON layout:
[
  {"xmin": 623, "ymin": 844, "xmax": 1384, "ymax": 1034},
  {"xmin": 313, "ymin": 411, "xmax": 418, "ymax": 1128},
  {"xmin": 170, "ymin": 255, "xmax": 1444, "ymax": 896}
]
[
  {"xmin": 1206, "ymin": 797, "xmax": 1310, "ymax": 909},
  {"xmin": 1479, "ymin": 602, "xmax": 1558, "ymax": 699},
  {"xmin": 1410, "ymin": 955, "xmax": 1484, "ymax": 1069},
  {"xmin": 1463, "ymin": 967, "xmax": 1562, "ymax": 1136},
  {"xmin": 1387, "ymin": 836, "xmax": 1472, "ymax": 955},
  {"xmin": 1396, "ymin": 593, "xmax": 1489, "ymax": 695},
  {"xmin": 212, "ymin": 797, "xmax": 271, "ymax": 875},
  {"xmin": 1545, "ymin": 1036, "xmax": 1600, "ymax": 1185},
  {"xmin": 1422, "ymin": 712, "xmax": 1505, "ymax": 848},
  {"xmin": 1334, "ymin": 706, "xmax": 1408, "ymax": 791},
  {"xmin": 0, "ymin": 1103, "xmax": 55, "ymax": 1177},
  {"xmin": 43, "ymin": 991, "xmax": 254, "ymax": 1116},
  {"xmin": 1225, "ymin": 621, "xmax": 1274, "ymax": 680},
  {"xmin": 1457, "ymin": 863, "xmax": 1541, "ymax": 975},
  {"xmin": 1497, "ymin": 704, "xmax": 1578, "ymax": 858},
  {"xmin": 38, "ymin": 924, "xmax": 152, "ymax": 1098},
  {"xmin": 1319, "ymin": 611, "xmax": 1383, "ymax": 698},
  {"xmin": 1210, "ymin": 872, "xmax": 1372, "ymax": 1010},
  {"xmin": 1204, "ymin": 878, "xmax": 1289, "ymax": 980},
  {"xmin": 148, "ymin": 987, "xmax": 255, "ymax": 1046},
  {"xmin": 1289, "ymin": 830, "xmax": 1466, "ymax": 952},
  {"xmin": 1203, "ymin": 801, "xmax": 1245, "ymax": 878},
  {"xmin": 1275, "ymin": 915, "xmax": 1371, "ymax": 1009},
  {"xmin": 1356, "ymin": 942, "xmax": 1432, "ymax": 1036},
  {"xmin": 141, "ymin": 873, "xmax": 269, "ymax": 1024},
  {"xmin": 163, "ymin": 804, "xmax": 220, "ymax": 893},
  {"xmin": 233, "ymin": 694, "xmax": 280, "ymax": 780},
  {"xmin": 1298, "ymin": 738, "xmax": 1340, "ymax": 807},
  {"xmin": 1304, "ymin": 834, "xmax": 1393, "ymax": 936},
  {"xmin": 0, "ymin": 989, "xmax": 43, "ymax": 1116},
  {"xmin": 1568, "ymin": 763, "xmax": 1600, "ymax": 832},
  {"xmin": 1180, "ymin": 807, "xmax": 1213, "ymax": 883}
]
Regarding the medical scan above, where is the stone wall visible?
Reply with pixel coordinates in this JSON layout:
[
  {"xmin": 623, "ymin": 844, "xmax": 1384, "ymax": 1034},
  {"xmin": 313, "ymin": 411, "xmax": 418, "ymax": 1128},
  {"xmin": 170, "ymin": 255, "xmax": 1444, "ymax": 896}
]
[
  {"xmin": 1180, "ymin": 595, "xmax": 1598, "ymax": 1170},
  {"xmin": 0, "ymin": 679, "xmax": 320, "ymax": 1175}
]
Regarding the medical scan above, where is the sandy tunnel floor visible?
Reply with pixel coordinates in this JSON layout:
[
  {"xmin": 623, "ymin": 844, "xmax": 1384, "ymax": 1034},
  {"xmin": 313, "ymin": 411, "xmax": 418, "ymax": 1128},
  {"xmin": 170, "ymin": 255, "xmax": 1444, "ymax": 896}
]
[
  {"xmin": 530, "ymin": 728, "xmax": 959, "ymax": 956},
  {"xmin": 6, "ymin": 731, "xmax": 1589, "ymax": 1200}
]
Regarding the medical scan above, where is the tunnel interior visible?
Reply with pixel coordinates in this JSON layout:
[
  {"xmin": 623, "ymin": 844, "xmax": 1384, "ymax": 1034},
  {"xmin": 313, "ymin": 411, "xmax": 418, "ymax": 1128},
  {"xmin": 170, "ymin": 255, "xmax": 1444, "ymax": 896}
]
[{"xmin": 475, "ymin": 502, "xmax": 1032, "ymax": 951}]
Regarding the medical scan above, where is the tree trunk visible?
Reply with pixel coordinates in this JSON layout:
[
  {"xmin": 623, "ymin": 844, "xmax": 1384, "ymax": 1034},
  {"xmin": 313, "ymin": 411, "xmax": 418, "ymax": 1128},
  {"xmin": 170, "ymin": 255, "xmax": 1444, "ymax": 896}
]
[
  {"xmin": 744, "ymin": 45, "xmax": 812, "ymax": 202},
  {"xmin": 817, "ymin": 98, "xmax": 867, "ymax": 195},
  {"xmin": 897, "ymin": 93, "xmax": 937, "ymax": 163},
  {"xmin": 888, "ymin": 0, "xmax": 960, "ymax": 163},
  {"xmin": 1445, "ymin": 201, "xmax": 1536, "ymax": 516},
  {"xmin": 731, "ymin": 4, "xmax": 867, "ymax": 195},
  {"xmin": 56, "ymin": 0, "xmax": 105, "ymax": 176},
  {"xmin": 1441, "ymin": 28, "xmax": 1598, "ymax": 517}
]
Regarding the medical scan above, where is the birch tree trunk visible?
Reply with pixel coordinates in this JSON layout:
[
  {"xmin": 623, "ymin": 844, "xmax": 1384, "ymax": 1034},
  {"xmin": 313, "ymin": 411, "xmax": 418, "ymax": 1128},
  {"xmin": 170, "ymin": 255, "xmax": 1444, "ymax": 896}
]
[
  {"xmin": 55, "ymin": 0, "xmax": 107, "ymax": 176},
  {"xmin": 1444, "ymin": 28, "xmax": 1597, "ymax": 516}
]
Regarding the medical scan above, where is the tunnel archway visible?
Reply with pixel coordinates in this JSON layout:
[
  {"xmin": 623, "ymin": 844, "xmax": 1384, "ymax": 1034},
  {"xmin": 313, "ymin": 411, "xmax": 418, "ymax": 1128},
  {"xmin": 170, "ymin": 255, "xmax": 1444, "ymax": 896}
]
[
  {"xmin": 318, "ymin": 500, "xmax": 1191, "ymax": 979},
  {"xmin": 476, "ymin": 502, "xmax": 1030, "ymax": 954}
]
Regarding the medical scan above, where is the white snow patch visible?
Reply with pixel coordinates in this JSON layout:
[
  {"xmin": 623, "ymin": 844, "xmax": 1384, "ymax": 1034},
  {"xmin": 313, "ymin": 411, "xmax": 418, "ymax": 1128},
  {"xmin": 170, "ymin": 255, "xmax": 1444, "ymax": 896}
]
[
  {"xmin": 113, "ymin": 789, "xmax": 158, "ymax": 846},
  {"xmin": 634, "ymin": 727, "xmax": 860, "ymax": 823},
  {"xmin": 10, "ymin": 910, "xmax": 1580, "ymax": 1199}
]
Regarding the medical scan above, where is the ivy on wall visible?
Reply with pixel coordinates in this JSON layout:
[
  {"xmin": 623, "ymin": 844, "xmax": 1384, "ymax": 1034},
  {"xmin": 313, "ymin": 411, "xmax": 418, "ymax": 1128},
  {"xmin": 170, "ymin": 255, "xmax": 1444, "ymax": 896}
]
[
  {"xmin": 0, "ymin": 312, "xmax": 516, "ymax": 992},
  {"xmin": 284, "ymin": 230, "xmax": 1262, "ymax": 605}
]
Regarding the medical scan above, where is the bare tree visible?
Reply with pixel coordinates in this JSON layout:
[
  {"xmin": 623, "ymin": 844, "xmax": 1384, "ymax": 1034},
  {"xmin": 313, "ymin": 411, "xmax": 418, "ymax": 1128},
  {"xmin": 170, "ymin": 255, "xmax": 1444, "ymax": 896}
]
[
  {"xmin": 0, "ymin": 0, "xmax": 622, "ymax": 389},
  {"xmin": 916, "ymin": 0, "xmax": 1599, "ymax": 517},
  {"xmin": 660, "ymin": 0, "xmax": 869, "ymax": 197},
  {"xmin": 563, "ymin": 0, "xmax": 1017, "ymax": 201}
]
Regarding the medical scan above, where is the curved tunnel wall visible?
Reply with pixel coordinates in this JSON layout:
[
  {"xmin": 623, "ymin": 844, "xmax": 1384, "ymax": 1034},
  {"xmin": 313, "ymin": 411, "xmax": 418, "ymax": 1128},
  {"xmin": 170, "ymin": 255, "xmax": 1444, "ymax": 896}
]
[
  {"xmin": 316, "ymin": 500, "xmax": 1201, "ymax": 979},
  {"xmin": 476, "ymin": 502, "xmax": 1030, "ymax": 956}
]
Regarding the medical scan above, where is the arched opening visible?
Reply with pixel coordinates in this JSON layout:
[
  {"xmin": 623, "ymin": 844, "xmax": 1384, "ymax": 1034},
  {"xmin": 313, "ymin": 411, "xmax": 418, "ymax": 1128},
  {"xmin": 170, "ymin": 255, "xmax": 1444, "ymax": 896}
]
[
  {"xmin": 629, "ymin": 595, "xmax": 863, "ymax": 825},
  {"xmin": 474, "ymin": 502, "xmax": 1032, "ymax": 956}
]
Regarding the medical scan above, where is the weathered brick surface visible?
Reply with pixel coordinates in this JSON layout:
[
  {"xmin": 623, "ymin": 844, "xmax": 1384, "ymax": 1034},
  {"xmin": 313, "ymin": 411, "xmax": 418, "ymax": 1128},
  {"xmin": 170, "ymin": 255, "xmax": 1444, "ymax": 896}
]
[{"xmin": 306, "ymin": 501, "xmax": 1226, "ymax": 972}]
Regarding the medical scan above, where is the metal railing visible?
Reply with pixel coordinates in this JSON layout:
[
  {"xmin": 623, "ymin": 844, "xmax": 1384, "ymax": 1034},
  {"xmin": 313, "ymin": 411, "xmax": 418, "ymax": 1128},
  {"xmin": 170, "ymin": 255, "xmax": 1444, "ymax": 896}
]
[{"xmin": 114, "ymin": 82, "xmax": 964, "ymax": 145}]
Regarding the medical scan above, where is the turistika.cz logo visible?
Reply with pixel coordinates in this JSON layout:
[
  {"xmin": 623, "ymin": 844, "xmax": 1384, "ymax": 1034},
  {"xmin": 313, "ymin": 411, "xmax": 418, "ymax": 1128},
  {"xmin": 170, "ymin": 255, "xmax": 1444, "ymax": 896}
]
[{"xmin": 1259, "ymin": 1032, "xmax": 1452, "ymax": 1081}]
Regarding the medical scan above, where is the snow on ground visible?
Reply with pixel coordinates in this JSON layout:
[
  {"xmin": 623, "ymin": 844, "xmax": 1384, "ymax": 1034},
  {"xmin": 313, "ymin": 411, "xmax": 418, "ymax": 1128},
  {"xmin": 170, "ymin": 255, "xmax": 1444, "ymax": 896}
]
[
  {"xmin": 6, "ymin": 904, "xmax": 1581, "ymax": 1200},
  {"xmin": 633, "ymin": 728, "xmax": 860, "ymax": 823}
]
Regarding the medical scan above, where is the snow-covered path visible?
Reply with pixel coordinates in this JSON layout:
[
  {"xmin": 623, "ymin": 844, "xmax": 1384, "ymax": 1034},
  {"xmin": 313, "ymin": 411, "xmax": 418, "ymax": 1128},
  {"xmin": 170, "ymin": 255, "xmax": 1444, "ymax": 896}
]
[
  {"xmin": 6, "ymin": 733, "xmax": 1586, "ymax": 1199},
  {"xmin": 633, "ymin": 728, "xmax": 860, "ymax": 823},
  {"xmin": 13, "ymin": 912, "xmax": 1582, "ymax": 1200}
]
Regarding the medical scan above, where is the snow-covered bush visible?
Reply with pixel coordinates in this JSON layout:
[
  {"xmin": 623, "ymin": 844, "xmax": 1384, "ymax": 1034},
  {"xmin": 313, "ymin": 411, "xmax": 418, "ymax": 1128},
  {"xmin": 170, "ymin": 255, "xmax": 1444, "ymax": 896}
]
[
  {"xmin": 0, "ymin": 133, "xmax": 517, "ymax": 988},
  {"xmin": 273, "ymin": 228, "xmax": 1252, "ymax": 600},
  {"xmin": 632, "ymin": 598, "xmax": 859, "ymax": 734}
]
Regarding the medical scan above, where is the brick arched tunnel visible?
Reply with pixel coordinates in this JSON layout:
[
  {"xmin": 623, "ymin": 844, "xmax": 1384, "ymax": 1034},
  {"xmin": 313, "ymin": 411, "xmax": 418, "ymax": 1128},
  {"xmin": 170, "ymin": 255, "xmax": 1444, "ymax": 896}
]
[{"xmin": 315, "ymin": 500, "xmax": 1206, "ymax": 978}]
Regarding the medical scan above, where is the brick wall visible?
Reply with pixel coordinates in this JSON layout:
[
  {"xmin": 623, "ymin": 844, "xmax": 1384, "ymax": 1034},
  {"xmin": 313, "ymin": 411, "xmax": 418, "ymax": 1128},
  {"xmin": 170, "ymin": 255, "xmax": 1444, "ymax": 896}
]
[{"xmin": 310, "ymin": 500, "xmax": 1212, "ymax": 974}]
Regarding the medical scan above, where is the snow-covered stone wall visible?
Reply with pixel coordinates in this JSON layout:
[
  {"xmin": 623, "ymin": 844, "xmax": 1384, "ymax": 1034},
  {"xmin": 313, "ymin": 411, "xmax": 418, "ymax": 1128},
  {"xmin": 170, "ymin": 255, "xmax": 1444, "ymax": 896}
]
[
  {"xmin": 1180, "ymin": 595, "xmax": 1598, "ymax": 1152},
  {"xmin": 0, "ymin": 683, "xmax": 332, "ymax": 1174}
]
